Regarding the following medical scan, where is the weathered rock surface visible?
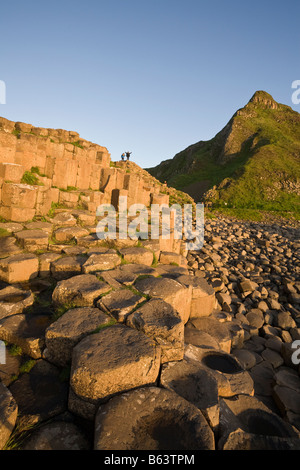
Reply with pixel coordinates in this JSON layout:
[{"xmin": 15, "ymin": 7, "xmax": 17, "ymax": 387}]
[
  {"xmin": 44, "ymin": 307, "xmax": 113, "ymax": 366},
  {"xmin": 184, "ymin": 345, "xmax": 254, "ymax": 397},
  {"xmin": 176, "ymin": 274, "xmax": 215, "ymax": 318},
  {"xmin": 52, "ymin": 274, "xmax": 111, "ymax": 307},
  {"xmin": 186, "ymin": 316, "xmax": 232, "ymax": 353},
  {"xmin": 94, "ymin": 387, "xmax": 215, "ymax": 450},
  {"xmin": 82, "ymin": 252, "xmax": 121, "ymax": 273},
  {"xmin": 0, "ymin": 202, "xmax": 299, "ymax": 451},
  {"xmin": 97, "ymin": 288, "xmax": 144, "ymax": 323},
  {"xmin": 50, "ymin": 255, "xmax": 86, "ymax": 280},
  {"xmin": 0, "ymin": 286, "xmax": 34, "ymax": 320},
  {"xmin": 0, "ymin": 237, "xmax": 23, "ymax": 258},
  {"xmin": 126, "ymin": 298, "xmax": 184, "ymax": 362},
  {"xmin": 120, "ymin": 247, "xmax": 154, "ymax": 266},
  {"xmin": 135, "ymin": 276, "xmax": 192, "ymax": 324},
  {"xmin": 0, "ymin": 253, "xmax": 39, "ymax": 283},
  {"xmin": 0, "ymin": 312, "xmax": 52, "ymax": 359},
  {"xmin": 69, "ymin": 324, "xmax": 161, "ymax": 417},
  {"xmin": 9, "ymin": 360, "xmax": 68, "ymax": 426},
  {"xmin": 160, "ymin": 359, "xmax": 219, "ymax": 429},
  {"xmin": 52, "ymin": 212, "xmax": 77, "ymax": 226},
  {"xmin": 15, "ymin": 230, "xmax": 49, "ymax": 251},
  {"xmin": 21, "ymin": 421, "xmax": 90, "ymax": 450},
  {"xmin": 218, "ymin": 394, "xmax": 300, "ymax": 450},
  {"xmin": 54, "ymin": 226, "xmax": 89, "ymax": 243}
]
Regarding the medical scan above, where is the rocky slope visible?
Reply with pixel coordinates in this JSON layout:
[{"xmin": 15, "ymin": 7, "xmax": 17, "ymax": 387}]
[{"xmin": 147, "ymin": 91, "xmax": 300, "ymax": 215}]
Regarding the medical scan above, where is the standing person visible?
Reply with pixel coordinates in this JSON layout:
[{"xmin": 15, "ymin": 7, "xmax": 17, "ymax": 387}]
[
  {"xmin": 121, "ymin": 153, "xmax": 125, "ymax": 161},
  {"xmin": 126, "ymin": 151, "xmax": 132, "ymax": 161}
]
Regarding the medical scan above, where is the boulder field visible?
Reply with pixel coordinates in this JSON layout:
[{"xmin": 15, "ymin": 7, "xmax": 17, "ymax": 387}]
[{"xmin": 0, "ymin": 210, "xmax": 300, "ymax": 451}]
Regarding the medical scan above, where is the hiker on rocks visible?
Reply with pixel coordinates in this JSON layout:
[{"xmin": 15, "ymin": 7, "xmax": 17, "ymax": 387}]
[
  {"xmin": 121, "ymin": 153, "xmax": 125, "ymax": 161},
  {"xmin": 126, "ymin": 151, "xmax": 132, "ymax": 161}
]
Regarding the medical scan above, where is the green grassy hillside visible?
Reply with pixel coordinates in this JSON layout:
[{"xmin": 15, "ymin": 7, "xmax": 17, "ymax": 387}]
[{"xmin": 147, "ymin": 91, "xmax": 300, "ymax": 219}]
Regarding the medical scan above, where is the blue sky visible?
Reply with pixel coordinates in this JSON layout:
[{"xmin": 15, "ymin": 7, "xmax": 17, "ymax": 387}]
[{"xmin": 0, "ymin": 0, "xmax": 299, "ymax": 168}]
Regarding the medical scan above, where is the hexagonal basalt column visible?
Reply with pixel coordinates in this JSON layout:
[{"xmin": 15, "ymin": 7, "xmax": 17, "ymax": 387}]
[
  {"xmin": 184, "ymin": 346, "xmax": 254, "ymax": 398},
  {"xmin": 0, "ymin": 286, "xmax": 34, "ymax": 320},
  {"xmin": 44, "ymin": 307, "xmax": 113, "ymax": 366},
  {"xmin": 94, "ymin": 387, "xmax": 215, "ymax": 450},
  {"xmin": 134, "ymin": 276, "xmax": 192, "ymax": 324},
  {"xmin": 126, "ymin": 298, "xmax": 184, "ymax": 363},
  {"xmin": 218, "ymin": 395, "xmax": 300, "ymax": 450},
  {"xmin": 176, "ymin": 275, "xmax": 216, "ymax": 319},
  {"xmin": 68, "ymin": 324, "xmax": 161, "ymax": 419},
  {"xmin": 0, "ymin": 253, "xmax": 39, "ymax": 283},
  {"xmin": 52, "ymin": 274, "xmax": 111, "ymax": 308},
  {"xmin": 15, "ymin": 230, "xmax": 49, "ymax": 252},
  {"xmin": 160, "ymin": 359, "xmax": 219, "ymax": 430}
]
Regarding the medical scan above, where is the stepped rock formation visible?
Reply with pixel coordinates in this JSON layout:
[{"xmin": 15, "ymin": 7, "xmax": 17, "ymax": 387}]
[
  {"xmin": 0, "ymin": 116, "xmax": 193, "ymax": 223},
  {"xmin": 0, "ymin": 116, "xmax": 300, "ymax": 451}
]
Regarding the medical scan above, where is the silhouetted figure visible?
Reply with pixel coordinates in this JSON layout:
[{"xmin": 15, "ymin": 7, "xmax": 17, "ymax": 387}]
[{"xmin": 126, "ymin": 151, "xmax": 132, "ymax": 161}]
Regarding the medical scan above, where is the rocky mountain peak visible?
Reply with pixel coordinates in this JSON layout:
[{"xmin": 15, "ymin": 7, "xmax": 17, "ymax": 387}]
[{"xmin": 248, "ymin": 90, "xmax": 279, "ymax": 109}]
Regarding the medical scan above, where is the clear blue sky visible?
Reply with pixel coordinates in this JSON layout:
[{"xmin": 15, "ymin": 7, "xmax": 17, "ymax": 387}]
[{"xmin": 0, "ymin": 0, "xmax": 299, "ymax": 168}]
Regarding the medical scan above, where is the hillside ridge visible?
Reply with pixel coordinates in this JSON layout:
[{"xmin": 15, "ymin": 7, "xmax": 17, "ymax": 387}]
[{"xmin": 146, "ymin": 91, "xmax": 300, "ymax": 217}]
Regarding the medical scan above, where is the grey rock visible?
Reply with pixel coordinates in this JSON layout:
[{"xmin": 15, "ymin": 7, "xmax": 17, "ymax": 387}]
[
  {"xmin": 0, "ymin": 311, "xmax": 52, "ymax": 359},
  {"xmin": 245, "ymin": 309, "xmax": 265, "ymax": 329},
  {"xmin": 275, "ymin": 311, "xmax": 297, "ymax": 330},
  {"xmin": 69, "ymin": 324, "xmax": 161, "ymax": 417},
  {"xmin": 21, "ymin": 421, "xmax": 90, "ymax": 450},
  {"xmin": 120, "ymin": 247, "xmax": 154, "ymax": 266},
  {"xmin": 135, "ymin": 276, "xmax": 192, "ymax": 324},
  {"xmin": 0, "ymin": 236, "xmax": 23, "ymax": 258},
  {"xmin": 187, "ymin": 316, "xmax": 232, "ymax": 353},
  {"xmin": 82, "ymin": 252, "xmax": 121, "ymax": 273},
  {"xmin": 98, "ymin": 288, "xmax": 144, "ymax": 323},
  {"xmin": 273, "ymin": 385, "xmax": 300, "ymax": 415},
  {"xmin": 160, "ymin": 359, "xmax": 219, "ymax": 429},
  {"xmin": 274, "ymin": 369, "xmax": 300, "ymax": 393},
  {"xmin": 94, "ymin": 387, "xmax": 215, "ymax": 450},
  {"xmin": 45, "ymin": 307, "xmax": 113, "ymax": 366},
  {"xmin": 0, "ymin": 286, "xmax": 34, "ymax": 321},
  {"xmin": 176, "ymin": 274, "xmax": 215, "ymax": 318},
  {"xmin": 184, "ymin": 327, "xmax": 220, "ymax": 350},
  {"xmin": 261, "ymin": 348, "xmax": 284, "ymax": 368},
  {"xmin": 232, "ymin": 348, "xmax": 257, "ymax": 370},
  {"xmin": 52, "ymin": 212, "xmax": 77, "ymax": 226},
  {"xmin": 52, "ymin": 274, "xmax": 111, "ymax": 307},
  {"xmin": 54, "ymin": 226, "xmax": 89, "ymax": 243},
  {"xmin": 51, "ymin": 255, "xmax": 86, "ymax": 280},
  {"xmin": 126, "ymin": 298, "xmax": 184, "ymax": 362},
  {"xmin": 184, "ymin": 345, "xmax": 254, "ymax": 397},
  {"xmin": 15, "ymin": 229, "xmax": 49, "ymax": 251},
  {"xmin": 218, "ymin": 394, "xmax": 300, "ymax": 450},
  {"xmin": 9, "ymin": 360, "xmax": 68, "ymax": 425}
]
